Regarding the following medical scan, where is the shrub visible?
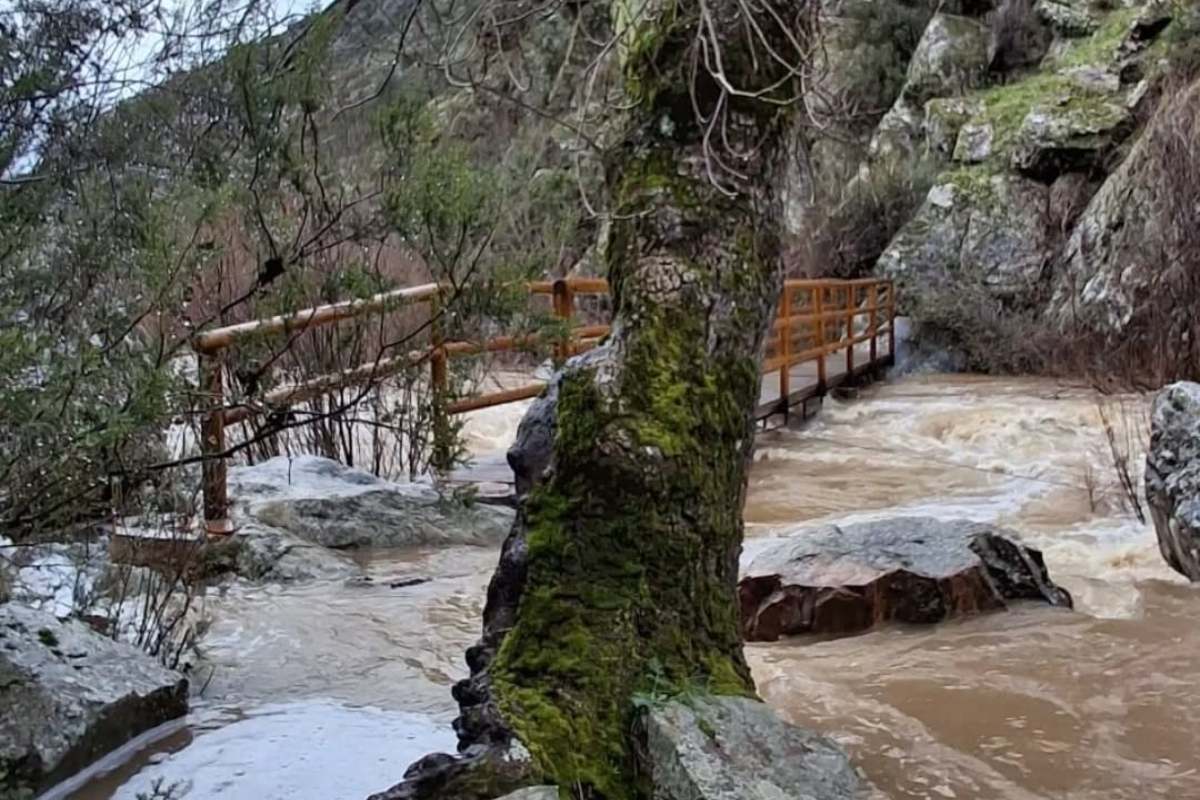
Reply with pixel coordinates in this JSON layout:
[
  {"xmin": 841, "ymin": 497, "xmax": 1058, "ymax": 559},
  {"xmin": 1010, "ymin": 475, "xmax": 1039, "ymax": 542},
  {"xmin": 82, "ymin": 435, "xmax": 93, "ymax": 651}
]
[{"xmin": 790, "ymin": 154, "xmax": 937, "ymax": 279}]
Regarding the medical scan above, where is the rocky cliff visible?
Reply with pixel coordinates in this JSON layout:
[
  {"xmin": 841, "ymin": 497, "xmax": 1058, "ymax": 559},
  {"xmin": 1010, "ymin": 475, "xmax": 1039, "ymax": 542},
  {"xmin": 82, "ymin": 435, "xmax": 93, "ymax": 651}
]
[{"xmin": 795, "ymin": 0, "xmax": 1196, "ymax": 366}]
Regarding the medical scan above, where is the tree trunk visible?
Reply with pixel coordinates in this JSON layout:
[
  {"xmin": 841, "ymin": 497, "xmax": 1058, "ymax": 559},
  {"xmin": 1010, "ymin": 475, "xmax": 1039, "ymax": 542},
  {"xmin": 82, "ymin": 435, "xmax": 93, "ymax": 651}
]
[{"xmin": 376, "ymin": 2, "xmax": 812, "ymax": 799}]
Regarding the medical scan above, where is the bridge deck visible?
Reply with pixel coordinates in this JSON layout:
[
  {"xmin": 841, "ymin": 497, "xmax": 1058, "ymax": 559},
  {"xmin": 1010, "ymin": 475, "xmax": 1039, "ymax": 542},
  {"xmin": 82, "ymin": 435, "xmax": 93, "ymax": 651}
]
[{"xmin": 450, "ymin": 338, "xmax": 891, "ymax": 489}]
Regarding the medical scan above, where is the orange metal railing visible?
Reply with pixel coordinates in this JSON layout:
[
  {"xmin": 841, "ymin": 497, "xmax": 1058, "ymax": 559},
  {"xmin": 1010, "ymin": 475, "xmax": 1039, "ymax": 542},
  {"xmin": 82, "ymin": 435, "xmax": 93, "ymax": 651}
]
[{"xmin": 192, "ymin": 276, "xmax": 895, "ymax": 532}]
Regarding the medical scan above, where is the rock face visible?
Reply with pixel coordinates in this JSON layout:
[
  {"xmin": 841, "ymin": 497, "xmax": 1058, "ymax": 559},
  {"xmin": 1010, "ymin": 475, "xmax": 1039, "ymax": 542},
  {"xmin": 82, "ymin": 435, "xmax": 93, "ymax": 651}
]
[
  {"xmin": 643, "ymin": 695, "xmax": 866, "ymax": 800},
  {"xmin": 851, "ymin": 0, "xmax": 1191, "ymax": 349},
  {"xmin": 739, "ymin": 517, "xmax": 1072, "ymax": 641},
  {"xmin": 1146, "ymin": 382, "xmax": 1200, "ymax": 580},
  {"xmin": 1047, "ymin": 77, "xmax": 1200, "ymax": 333},
  {"xmin": 868, "ymin": 13, "xmax": 989, "ymax": 163},
  {"xmin": 0, "ymin": 603, "xmax": 188, "ymax": 797},
  {"xmin": 880, "ymin": 170, "xmax": 1051, "ymax": 300}
]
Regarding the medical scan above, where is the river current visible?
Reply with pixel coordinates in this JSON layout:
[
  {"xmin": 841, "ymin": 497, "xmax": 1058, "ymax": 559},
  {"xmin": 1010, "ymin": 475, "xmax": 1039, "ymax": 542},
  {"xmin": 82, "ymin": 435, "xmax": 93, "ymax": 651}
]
[{"xmin": 61, "ymin": 374, "xmax": 1199, "ymax": 800}]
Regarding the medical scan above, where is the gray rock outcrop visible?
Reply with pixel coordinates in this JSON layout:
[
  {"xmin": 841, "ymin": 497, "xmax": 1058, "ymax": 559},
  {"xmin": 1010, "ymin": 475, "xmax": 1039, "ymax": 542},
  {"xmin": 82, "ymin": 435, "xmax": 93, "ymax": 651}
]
[
  {"xmin": 879, "ymin": 171, "xmax": 1051, "ymax": 299},
  {"xmin": 229, "ymin": 456, "xmax": 514, "ymax": 549},
  {"xmin": 868, "ymin": 13, "xmax": 990, "ymax": 162},
  {"xmin": 852, "ymin": 0, "xmax": 1191, "ymax": 351},
  {"xmin": 1046, "ymin": 78, "xmax": 1200, "ymax": 334},
  {"xmin": 643, "ymin": 695, "xmax": 866, "ymax": 800},
  {"xmin": 0, "ymin": 604, "xmax": 188, "ymax": 797},
  {"xmin": 1146, "ymin": 382, "xmax": 1200, "ymax": 580},
  {"xmin": 739, "ymin": 517, "xmax": 1072, "ymax": 641},
  {"xmin": 213, "ymin": 455, "xmax": 517, "ymax": 582}
]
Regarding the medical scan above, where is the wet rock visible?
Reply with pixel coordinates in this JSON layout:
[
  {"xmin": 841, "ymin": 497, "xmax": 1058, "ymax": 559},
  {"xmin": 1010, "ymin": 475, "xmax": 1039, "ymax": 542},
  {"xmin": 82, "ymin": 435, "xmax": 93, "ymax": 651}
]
[
  {"xmin": 229, "ymin": 455, "xmax": 514, "ymax": 549},
  {"xmin": 739, "ymin": 517, "xmax": 1072, "ymax": 641},
  {"xmin": 222, "ymin": 521, "xmax": 364, "ymax": 583},
  {"xmin": 0, "ymin": 604, "xmax": 188, "ymax": 797},
  {"xmin": 365, "ymin": 739, "xmax": 537, "ymax": 800},
  {"xmin": 1146, "ymin": 383, "xmax": 1200, "ymax": 581},
  {"xmin": 642, "ymin": 695, "xmax": 866, "ymax": 800}
]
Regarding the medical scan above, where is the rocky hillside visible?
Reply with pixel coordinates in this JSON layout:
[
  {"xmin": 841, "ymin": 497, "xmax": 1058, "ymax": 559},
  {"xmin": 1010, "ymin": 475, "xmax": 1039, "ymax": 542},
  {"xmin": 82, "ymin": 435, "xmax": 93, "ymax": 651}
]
[
  {"xmin": 793, "ymin": 0, "xmax": 1197, "ymax": 365},
  {"xmin": 319, "ymin": 0, "xmax": 1197, "ymax": 370}
]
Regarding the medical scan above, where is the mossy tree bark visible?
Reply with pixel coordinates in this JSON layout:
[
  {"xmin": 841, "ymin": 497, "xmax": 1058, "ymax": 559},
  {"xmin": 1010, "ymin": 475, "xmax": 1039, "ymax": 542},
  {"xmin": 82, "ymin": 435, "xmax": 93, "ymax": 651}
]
[{"xmin": 378, "ymin": 2, "xmax": 813, "ymax": 799}]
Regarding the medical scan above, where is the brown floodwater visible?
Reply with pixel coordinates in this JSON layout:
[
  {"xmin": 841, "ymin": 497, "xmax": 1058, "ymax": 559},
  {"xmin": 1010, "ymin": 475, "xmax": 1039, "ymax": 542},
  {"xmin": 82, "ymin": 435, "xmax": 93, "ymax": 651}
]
[{"xmin": 61, "ymin": 374, "xmax": 1200, "ymax": 800}]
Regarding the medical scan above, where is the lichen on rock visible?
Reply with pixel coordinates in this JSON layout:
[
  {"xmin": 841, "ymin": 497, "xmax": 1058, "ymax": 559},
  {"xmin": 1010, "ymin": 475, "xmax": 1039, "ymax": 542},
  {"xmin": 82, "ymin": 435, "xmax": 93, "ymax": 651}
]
[{"xmin": 1146, "ymin": 382, "xmax": 1200, "ymax": 581}]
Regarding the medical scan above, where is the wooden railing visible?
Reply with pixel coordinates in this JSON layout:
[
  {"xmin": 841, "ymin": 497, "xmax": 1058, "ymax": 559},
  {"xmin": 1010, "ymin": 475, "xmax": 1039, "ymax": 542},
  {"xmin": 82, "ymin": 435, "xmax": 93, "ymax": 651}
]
[{"xmin": 192, "ymin": 276, "xmax": 895, "ymax": 532}]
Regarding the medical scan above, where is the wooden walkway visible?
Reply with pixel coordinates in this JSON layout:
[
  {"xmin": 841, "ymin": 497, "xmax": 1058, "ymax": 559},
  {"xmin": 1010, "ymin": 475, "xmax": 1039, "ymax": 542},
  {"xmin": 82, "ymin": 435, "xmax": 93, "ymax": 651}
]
[
  {"xmin": 450, "ymin": 339, "xmax": 891, "ymax": 489},
  {"xmin": 193, "ymin": 276, "xmax": 895, "ymax": 526},
  {"xmin": 448, "ymin": 279, "xmax": 896, "ymax": 488}
]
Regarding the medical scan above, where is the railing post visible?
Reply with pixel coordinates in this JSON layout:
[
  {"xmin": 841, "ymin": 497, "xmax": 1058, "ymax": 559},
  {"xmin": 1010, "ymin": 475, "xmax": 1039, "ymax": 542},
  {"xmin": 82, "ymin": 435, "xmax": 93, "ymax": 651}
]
[
  {"xmin": 200, "ymin": 351, "xmax": 231, "ymax": 535},
  {"xmin": 845, "ymin": 285, "xmax": 856, "ymax": 376},
  {"xmin": 552, "ymin": 279, "xmax": 575, "ymax": 364},
  {"xmin": 429, "ymin": 291, "xmax": 453, "ymax": 474},
  {"xmin": 869, "ymin": 282, "xmax": 879, "ymax": 364},
  {"xmin": 814, "ymin": 286, "xmax": 827, "ymax": 392},
  {"xmin": 778, "ymin": 284, "xmax": 791, "ymax": 408},
  {"xmin": 887, "ymin": 280, "xmax": 897, "ymax": 362}
]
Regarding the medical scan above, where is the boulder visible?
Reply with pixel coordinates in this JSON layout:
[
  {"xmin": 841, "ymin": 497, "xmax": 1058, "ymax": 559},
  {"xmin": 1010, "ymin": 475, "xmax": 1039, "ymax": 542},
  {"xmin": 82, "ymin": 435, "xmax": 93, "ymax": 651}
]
[
  {"xmin": 925, "ymin": 97, "xmax": 984, "ymax": 157},
  {"xmin": 901, "ymin": 14, "xmax": 990, "ymax": 107},
  {"xmin": 216, "ymin": 521, "xmax": 364, "ymax": 583},
  {"xmin": 0, "ymin": 604, "xmax": 188, "ymax": 797},
  {"xmin": 642, "ymin": 695, "xmax": 865, "ymax": 800},
  {"xmin": 1010, "ymin": 96, "xmax": 1132, "ymax": 179},
  {"xmin": 228, "ymin": 455, "xmax": 514, "ymax": 550},
  {"xmin": 1146, "ymin": 382, "xmax": 1200, "ymax": 580},
  {"xmin": 868, "ymin": 14, "xmax": 989, "ymax": 162},
  {"xmin": 0, "ymin": 536, "xmax": 107, "ymax": 619},
  {"xmin": 1035, "ymin": 0, "xmax": 1100, "ymax": 37},
  {"xmin": 739, "ymin": 517, "xmax": 1072, "ymax": 641},
  {"xmin": 878, "ymin": 169, "xmax": 1050, "ymax": 300},
  {"xmin": 953, "ymin": 119, "xmax": 994, "ymax": 162}
]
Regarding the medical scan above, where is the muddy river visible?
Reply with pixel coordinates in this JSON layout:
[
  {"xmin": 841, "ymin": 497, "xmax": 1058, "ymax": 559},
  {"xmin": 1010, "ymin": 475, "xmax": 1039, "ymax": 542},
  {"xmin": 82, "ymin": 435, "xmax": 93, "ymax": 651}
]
[{"xmin": 60, "ymin": 375, "xmax": 1198, "ymax": 800}]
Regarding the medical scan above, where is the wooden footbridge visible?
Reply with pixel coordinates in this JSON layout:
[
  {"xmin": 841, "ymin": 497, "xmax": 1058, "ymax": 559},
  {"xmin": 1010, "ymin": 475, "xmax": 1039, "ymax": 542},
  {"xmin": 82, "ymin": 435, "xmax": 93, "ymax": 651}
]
[{"xmin": 192, "ymin": 277, "xmax": 896, "ymax": 531}]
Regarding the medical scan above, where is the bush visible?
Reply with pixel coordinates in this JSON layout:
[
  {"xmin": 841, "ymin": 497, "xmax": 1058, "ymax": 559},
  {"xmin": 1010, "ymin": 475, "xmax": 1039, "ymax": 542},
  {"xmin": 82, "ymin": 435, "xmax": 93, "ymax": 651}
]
[{"xmin": 790, "ymin": 154, "xmax": 936, "ymax": 279}]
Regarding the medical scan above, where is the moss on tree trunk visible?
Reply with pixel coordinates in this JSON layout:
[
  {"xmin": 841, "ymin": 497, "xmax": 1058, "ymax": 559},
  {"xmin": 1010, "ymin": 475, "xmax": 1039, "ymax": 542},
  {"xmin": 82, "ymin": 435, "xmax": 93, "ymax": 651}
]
[
  {"xmin": 377, "ymin": 1, "xmax": 811, "ymax": 798},
  {"xmin": 484, "ymin": 0, "xmax": 807, "ymax": 793}
]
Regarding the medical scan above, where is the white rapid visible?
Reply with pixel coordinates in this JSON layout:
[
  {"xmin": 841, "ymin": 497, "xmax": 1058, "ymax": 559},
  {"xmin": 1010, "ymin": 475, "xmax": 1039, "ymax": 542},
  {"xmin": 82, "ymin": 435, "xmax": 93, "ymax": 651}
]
[{"xmin": 65, "ymin": 374, "xmax": 1200, "ymax": 800}]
